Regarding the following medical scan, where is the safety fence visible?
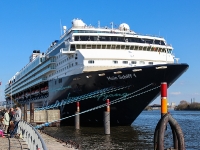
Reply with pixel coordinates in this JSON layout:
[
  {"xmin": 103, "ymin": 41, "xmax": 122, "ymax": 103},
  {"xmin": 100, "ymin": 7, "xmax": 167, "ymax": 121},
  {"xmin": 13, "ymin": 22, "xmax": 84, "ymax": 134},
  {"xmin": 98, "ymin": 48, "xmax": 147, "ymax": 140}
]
[{"xmin": 17, "ymin": 121, "xmax": 48, "ymax": 150}]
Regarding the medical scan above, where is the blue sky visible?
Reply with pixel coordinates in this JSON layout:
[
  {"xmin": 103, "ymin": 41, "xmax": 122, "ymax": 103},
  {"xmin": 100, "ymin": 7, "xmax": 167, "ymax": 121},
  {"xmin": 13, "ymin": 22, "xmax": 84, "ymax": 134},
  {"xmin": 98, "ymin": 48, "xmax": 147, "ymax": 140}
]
[{"xmin": 0, "ymin": 0, "xmax": 199, "ymax": 105}]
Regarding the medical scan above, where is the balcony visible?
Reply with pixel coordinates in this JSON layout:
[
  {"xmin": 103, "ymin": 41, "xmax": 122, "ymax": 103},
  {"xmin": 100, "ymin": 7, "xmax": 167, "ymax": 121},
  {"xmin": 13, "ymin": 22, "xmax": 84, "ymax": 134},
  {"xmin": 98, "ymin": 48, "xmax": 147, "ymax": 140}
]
[{"xmin": 60, "ymin": 48, "xmax": 76, "ymax": 54}]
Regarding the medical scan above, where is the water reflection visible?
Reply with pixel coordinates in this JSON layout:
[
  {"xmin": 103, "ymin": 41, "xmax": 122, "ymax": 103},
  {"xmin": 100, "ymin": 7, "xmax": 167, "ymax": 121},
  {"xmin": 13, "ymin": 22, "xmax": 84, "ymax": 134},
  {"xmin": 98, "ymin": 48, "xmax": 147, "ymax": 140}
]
[{"xmin": 44, "ymin": 110, "xmax": 200, "ymax": 149}]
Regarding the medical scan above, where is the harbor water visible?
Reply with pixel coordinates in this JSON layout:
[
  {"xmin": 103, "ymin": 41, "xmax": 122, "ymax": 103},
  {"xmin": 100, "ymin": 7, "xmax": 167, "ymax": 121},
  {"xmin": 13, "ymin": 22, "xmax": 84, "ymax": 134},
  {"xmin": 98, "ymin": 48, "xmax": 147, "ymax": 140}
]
[{"xmin": 44, "ymin": 110, "xmax": 200, "ymax": 150}]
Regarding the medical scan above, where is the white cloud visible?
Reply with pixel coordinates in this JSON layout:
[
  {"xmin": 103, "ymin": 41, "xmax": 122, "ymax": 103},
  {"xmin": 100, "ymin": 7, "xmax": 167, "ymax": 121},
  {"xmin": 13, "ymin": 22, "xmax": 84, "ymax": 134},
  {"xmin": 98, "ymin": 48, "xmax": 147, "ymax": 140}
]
[
  {"xmin": 179, "ymin": 81, "xmax": 185, "ymax": 85},
  {"xmin": 170, "ymin": 92, "xmax": 181, "ymax": 95},
  {"xmin": 194, "ymin": 93, "xmax": 200, "ymax": 95}
]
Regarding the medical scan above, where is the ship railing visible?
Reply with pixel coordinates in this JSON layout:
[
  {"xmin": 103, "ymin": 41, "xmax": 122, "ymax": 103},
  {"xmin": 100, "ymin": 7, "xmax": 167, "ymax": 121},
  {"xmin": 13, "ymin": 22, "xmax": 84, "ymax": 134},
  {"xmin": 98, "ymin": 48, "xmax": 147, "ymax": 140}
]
[
  {"xmin": 71, "ymin": 26, "xmax": 165, "ymax": 38},
  {"xmin": 4, "ymin": 58, "xmax": 53, "ymax": 92},
  {"xmin": 16, "ymin": 120, "xmax": 48, "ymax": 150}
]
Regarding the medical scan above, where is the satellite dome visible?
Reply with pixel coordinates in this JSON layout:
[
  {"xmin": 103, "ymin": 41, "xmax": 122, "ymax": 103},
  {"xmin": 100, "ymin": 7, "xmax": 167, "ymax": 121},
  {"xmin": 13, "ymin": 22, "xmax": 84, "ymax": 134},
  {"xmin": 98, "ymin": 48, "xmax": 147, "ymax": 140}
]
[
  {"xmin": 119, "ymin": 23, "xmax": 130, "ymax": 31},
  {"xmin": 72, "ymin": 19, "xmax": 86, "ymax": 27}
]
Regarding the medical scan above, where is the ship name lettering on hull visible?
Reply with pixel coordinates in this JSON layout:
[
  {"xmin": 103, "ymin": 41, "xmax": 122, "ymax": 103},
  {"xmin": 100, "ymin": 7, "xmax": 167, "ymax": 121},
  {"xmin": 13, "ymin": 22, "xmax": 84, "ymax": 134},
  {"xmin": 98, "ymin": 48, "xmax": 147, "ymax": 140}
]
[{"xmin": 107, "ymin": 74, "xmax": 132, "ymax": 81}]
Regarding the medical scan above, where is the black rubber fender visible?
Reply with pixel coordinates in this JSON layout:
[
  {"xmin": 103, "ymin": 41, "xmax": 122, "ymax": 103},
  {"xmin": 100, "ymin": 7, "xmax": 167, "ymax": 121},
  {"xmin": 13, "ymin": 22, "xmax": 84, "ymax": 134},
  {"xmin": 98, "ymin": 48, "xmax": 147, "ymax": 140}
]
[{"xmin": 154, "ymin": 113, "xmax": 185, "ymax": 150}]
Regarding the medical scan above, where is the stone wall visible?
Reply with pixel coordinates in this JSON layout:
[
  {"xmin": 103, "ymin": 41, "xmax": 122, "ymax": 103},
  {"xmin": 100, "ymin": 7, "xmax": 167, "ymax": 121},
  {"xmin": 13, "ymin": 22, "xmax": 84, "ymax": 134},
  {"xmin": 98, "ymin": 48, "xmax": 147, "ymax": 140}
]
[{"xmin": 26, "ymin": 109, "xmax": 60, "ymax": 125}]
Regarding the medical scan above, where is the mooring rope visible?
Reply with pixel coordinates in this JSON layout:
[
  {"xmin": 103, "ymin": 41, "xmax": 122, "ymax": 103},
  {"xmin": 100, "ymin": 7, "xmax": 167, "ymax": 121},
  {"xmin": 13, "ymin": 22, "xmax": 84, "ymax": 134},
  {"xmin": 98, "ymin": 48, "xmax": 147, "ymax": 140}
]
[
  {"xmin": 35, "ymin": 85, "xmax": 131, "ymax": 111},
  {"xmin": 35, "ymin": 83, "xmax": 159, "ymax": 129}
]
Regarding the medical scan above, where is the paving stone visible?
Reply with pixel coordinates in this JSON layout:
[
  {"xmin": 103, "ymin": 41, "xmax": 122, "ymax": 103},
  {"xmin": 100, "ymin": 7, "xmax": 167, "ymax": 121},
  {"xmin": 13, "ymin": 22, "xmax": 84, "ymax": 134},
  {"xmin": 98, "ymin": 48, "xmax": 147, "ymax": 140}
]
[{"xmin": 0, "ymin": 134, "xmax": 29, "ymax": 150}]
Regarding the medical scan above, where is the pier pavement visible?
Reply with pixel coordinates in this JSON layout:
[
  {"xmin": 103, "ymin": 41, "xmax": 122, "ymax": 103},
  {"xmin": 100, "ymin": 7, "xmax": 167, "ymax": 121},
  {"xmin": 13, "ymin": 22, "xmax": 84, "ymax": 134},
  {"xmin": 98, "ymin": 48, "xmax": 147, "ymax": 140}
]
[
  {"xmin": 0, "ymin": 134, "xmax": 29, "ymax": 150},
  {"xmin": 0, "ymin": 132, "xmax": 77, "ymax": 150}
]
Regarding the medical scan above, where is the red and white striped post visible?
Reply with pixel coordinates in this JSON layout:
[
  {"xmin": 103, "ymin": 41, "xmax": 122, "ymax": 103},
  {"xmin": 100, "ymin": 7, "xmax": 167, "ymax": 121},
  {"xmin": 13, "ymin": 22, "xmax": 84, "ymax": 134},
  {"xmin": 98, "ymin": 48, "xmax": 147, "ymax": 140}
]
[
  {"xmin": 104, "ymin": 99, "xmax": 110, "ymax": 134},
  {"xmin": 77, "ymin": 102, "xmax": 80, "ymax": 112},
  {"xmin": 75, "ymin": 102, "xmax": 80, "ymax": 129},
  {"xmin": 161, "ymin": 82, "xmax": 168, "ymax": 117},
  {"xmin": 106, "ymin": 99, "xmax": 110, "ymax": 112}
]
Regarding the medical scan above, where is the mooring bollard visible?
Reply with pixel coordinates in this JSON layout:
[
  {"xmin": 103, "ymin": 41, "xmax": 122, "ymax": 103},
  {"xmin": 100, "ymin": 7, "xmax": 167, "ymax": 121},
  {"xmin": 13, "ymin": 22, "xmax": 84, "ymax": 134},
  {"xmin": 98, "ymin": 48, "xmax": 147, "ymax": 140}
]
[
  {"xmin": 104, "ymin": 99, "xmax": 110, "ymax": 135},
  {"xmin": 154, "ymin": 82, "xmax": 185, "ymax": 150},
  {"xmin": 75, "ymin": 102, "xmax": 80, "ymax": 129}
]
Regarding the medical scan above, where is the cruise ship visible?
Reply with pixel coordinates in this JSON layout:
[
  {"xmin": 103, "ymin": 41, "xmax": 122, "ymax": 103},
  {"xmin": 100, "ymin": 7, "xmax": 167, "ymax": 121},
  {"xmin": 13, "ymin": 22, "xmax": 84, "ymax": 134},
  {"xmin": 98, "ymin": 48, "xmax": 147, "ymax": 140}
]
[{"xmin": 5, "ymin": 19, "xmax": 188, "ymax": 126}]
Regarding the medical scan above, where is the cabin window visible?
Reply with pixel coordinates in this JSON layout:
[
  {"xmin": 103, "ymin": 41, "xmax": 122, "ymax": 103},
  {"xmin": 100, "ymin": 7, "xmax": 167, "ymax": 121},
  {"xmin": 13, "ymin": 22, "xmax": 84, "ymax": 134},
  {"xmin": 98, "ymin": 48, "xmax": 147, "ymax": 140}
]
[
  {"xmin": 70, "ymin": 44, "xmax": 75, "ymax": 51},
  {"xmin": 111, "ymin": 45, "xmax": 116, "ymax": 49},
  {"xmin": 123, "ymin": 61, "xmax": 128, "ymax": 64},
  {"xmin": 130, "ymin": 46, "xmax": 134, "ymax": 50},
  {"xmin": 102, "ymin": 45, "xmax": 106, "ymax": 49},
  {"xmin": 116, "ymin": 45, "xmax": 120, "ymax": 49},
  {"xmin": 149, "ymin": 62, "xmax": 153, "ymax": 65},
  {"xmin": 76, "ymin": 45, "xmax": 80, "ymax": 49},
  {"xmin": 131, "ymin": 61, "xmax": 137, "ymax": 64},
  {"xmin": 82, "ymin": 45, "xmax": 86, "ymax": 49},
  {"xmin": 88, "ymin": 60, "xmax": 95, "ymax": 64},
  {"xmin": 107, "ymin": 45, "xmax": 111, "ymax": 49},
  {"xmin": 97, "ymin": 45, "xmax": 101, "ymax": 49},
  {"xmin": 125, "ymin": 45, "xmax": 129, "ymax": 50},
  {"xmin": 139, "ymin": 61, "xmax": 145, "ymax": 64},
  {"xmin": 92, "ymin": 45, "xmax": 96, "ymax": 49},
  {"xmin": 59, "ymin": 78, "xmax": 62, "ymax": 83},
  {"xmin": 113, "ymin": 61, "xmax": 118, "ymax": 64},
  {"xmin": 134, "ymin": 46, "xmax": 138, "ymax": 50},
  {"xmin": 121, "ymin": 45, "xmax": 125, "ymax": 49}
]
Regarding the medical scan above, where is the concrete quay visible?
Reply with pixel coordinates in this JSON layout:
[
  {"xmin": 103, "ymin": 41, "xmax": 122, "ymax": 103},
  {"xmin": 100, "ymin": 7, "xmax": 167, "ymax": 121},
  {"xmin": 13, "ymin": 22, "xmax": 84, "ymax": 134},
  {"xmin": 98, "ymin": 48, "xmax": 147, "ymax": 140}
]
[
  {"xmin": 39, "ymin": 131, "xmax": 77, "ymax": 150},
  {"xmin": 0, "ymin": 132, "xmax": 77, "ymax": 150},
  {"xmin": 0, "ymin": 134, "xmax": 29, "ymax": 150}
]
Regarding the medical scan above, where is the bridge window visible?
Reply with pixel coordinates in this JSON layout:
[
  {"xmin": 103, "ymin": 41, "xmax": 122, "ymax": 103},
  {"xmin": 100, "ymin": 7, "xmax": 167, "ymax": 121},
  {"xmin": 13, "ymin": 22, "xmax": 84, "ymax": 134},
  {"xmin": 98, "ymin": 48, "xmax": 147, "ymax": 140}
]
[{"xmin": 149, "ymin": 62, "xmax": 153, "ymax": 65}]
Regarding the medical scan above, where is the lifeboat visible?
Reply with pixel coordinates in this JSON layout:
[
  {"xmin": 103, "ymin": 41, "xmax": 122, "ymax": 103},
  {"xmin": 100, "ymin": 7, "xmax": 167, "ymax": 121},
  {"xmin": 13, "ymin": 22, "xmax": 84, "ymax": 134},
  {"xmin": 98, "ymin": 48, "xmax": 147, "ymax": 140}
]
[
  {"xmin": 41, "ymin": 86, "xmax": 48, "ymax": 93},
  {"xmin": 34, "ymin": 89, "xmax": 40, "ymax": 95},
  {"xmin": 31, "ymin": 90, "xmax": 35, "ymax": 95}
]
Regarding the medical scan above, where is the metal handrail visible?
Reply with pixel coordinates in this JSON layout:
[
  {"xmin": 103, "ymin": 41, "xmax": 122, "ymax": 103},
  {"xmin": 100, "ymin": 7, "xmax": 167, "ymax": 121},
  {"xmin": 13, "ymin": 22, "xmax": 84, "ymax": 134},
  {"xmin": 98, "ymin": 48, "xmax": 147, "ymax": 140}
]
[{"xmin": 17, "ymin": 120, "xmax": 48, "ymax": 150}]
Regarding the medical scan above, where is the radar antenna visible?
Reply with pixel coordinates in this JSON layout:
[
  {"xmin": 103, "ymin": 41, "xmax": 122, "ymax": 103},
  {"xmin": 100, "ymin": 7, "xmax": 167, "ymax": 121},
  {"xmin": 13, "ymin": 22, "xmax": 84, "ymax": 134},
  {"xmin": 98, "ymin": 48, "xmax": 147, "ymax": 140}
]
[
  {"xmin": 98, "ymin": 21, "xmax": 100, "ymax": 28},
  {"xmin": 110, "ymin": 22, "xmax": 113, "ymax": 30}
]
